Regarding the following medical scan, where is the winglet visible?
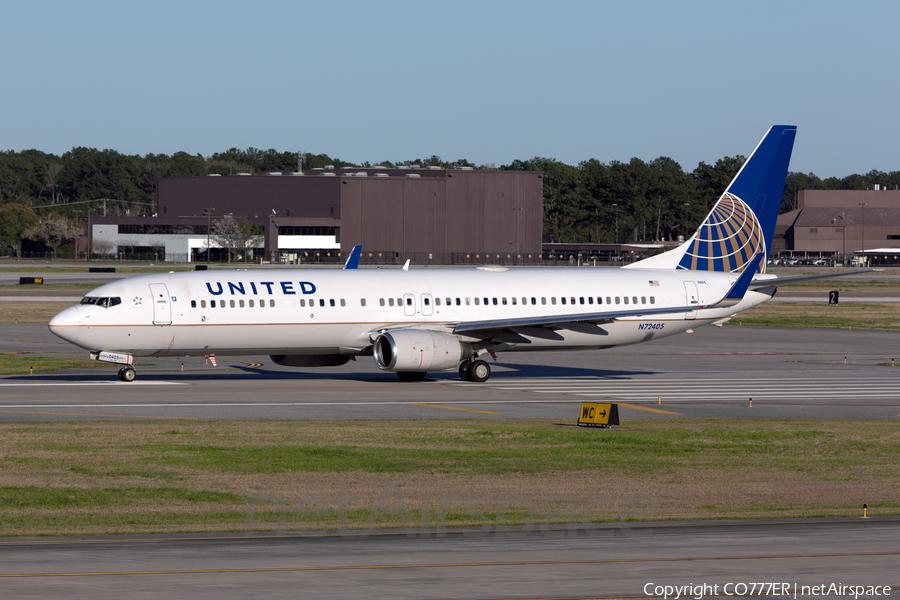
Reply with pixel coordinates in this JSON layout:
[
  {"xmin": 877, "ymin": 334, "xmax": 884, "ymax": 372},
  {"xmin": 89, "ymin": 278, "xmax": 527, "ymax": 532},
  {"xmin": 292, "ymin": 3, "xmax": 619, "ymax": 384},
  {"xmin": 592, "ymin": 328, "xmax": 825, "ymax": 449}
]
[{"xmin": 342, "ymin": 245, "xmax": 362, "ymax": 269}]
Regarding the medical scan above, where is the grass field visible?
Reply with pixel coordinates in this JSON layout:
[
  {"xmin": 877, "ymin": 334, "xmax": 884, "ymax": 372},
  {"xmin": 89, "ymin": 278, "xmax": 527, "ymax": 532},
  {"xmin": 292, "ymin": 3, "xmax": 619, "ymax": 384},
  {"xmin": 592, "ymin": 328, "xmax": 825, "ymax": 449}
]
[
  {"xmin": 0, "ymin": 355, "xmax": 115, "ymax": 375},
  {"xmin": 1, "ymin": 419, "xmax": 897, "ymax": 536},
  {"xmin": 731, "ymin": 302, "xmax": 900, "ymax": 330}
]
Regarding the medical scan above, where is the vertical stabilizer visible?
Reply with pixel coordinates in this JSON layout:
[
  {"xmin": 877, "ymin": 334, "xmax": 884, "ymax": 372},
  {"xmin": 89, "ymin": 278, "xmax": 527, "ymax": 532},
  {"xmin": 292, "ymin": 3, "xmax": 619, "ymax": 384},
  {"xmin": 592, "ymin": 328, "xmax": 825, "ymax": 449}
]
[{"xmin": 628, "ymin": 126, "xmax": 796, "ymax": 273}]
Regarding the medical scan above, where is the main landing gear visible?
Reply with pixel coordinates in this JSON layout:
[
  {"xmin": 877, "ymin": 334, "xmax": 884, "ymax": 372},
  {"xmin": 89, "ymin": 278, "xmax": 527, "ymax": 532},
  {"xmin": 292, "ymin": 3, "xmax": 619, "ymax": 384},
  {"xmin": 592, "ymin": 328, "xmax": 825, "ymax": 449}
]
[
  {"xmin": 118, "ymin": 366, "xmax": 136, "ymax": 382},
  {"xmin": 459, "ymin": 359, "xmax": 491, "ymax": 383}
]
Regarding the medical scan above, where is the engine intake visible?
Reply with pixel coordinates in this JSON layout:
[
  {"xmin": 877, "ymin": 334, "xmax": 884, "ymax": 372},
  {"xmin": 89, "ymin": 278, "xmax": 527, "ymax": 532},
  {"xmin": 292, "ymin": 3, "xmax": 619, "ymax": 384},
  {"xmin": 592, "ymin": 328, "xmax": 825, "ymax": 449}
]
[{"xmin": 373, "ymin": 329, "xmax": 468, "ymax": 372}]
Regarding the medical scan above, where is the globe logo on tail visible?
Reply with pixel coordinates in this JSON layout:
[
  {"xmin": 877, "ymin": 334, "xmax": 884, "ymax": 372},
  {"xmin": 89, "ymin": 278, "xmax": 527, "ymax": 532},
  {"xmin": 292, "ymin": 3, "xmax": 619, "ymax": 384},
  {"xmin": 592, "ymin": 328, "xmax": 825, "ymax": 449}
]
[{"xmin": 677, "ymin": 193, "xmax": 765, "ymax": 273}]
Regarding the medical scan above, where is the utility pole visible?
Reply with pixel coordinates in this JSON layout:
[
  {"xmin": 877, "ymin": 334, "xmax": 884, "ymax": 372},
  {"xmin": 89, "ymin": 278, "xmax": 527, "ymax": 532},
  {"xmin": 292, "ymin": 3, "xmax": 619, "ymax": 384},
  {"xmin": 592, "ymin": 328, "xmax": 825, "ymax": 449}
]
[{"xmin": 206, "ymin": 207, "xmax": 215, "ymax": 264}]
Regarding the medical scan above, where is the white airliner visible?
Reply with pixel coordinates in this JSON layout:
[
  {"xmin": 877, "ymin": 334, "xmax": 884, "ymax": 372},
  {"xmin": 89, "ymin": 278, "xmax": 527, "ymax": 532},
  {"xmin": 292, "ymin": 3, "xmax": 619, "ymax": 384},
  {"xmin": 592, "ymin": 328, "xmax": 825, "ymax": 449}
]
[{"xmin": 48, "ymin": 126, "xmax": 863, "ymax": 383}]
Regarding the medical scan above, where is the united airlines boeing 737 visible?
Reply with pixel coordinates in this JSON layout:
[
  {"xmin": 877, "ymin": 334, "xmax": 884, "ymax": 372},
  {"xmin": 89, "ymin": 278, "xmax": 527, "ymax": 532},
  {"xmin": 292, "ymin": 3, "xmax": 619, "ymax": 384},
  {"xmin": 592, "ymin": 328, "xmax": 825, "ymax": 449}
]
[{"xmin": 48, "ymin": 126, "xmax": 862, "ymax": 382}]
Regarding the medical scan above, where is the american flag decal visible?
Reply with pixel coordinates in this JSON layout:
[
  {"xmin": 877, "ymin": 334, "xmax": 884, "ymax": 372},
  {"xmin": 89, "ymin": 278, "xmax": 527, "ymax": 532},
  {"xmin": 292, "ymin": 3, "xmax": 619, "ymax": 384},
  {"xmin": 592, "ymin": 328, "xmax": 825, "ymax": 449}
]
[{"xmin": 649, "ymin": 280, "xmax": 660, "ymax": 286}]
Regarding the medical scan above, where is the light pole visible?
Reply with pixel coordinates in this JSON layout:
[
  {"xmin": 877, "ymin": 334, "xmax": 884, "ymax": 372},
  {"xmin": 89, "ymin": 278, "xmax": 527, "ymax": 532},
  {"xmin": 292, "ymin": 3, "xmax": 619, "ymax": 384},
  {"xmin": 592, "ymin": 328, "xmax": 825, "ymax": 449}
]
[
  {"xmin": 86, "ymin": 208, "xmax": 92, "ymax": 262},
  {"xmin": 612, "ymin": 203, "xmax": 619, "ymax": 245},
  {"xmin": 74, "ymin": 210, "xmax": 80, "ymax": 259},
  {"xmin": 858, "ymin": 202, "xmax": 867, "ymax": 266},
  {"xmin": 205, "ymin": 207, "xmax": 215, "ymax": 264}
]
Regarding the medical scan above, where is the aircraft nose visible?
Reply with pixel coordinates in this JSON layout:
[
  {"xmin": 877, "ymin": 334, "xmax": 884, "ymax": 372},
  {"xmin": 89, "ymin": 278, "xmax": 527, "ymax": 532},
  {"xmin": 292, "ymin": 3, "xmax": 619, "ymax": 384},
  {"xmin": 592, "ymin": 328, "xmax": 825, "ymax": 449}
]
[{"xmin": 48, "ymin": 305, "xmax": 81, "ymax": 344}]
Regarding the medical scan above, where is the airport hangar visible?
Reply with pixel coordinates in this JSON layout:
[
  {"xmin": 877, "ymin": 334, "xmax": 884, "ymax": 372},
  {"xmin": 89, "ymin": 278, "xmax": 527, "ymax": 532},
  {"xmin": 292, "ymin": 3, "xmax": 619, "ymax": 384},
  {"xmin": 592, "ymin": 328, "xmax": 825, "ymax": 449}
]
[
  {"xmin": 775, "ymin": 188, "xmax": 900, "ymax": 266},
  {"xmin": 87, "ymin": 167, "xmax": 544, "ymax": 265}
]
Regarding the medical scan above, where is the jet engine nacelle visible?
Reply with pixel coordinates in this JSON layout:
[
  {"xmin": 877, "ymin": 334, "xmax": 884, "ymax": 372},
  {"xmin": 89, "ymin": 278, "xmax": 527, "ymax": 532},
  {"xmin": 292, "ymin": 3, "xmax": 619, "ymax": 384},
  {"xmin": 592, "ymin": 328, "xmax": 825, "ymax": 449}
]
[
  {"xmin": 373, "ymin": 329, "xmax": 469, "ymax": 372},
  {"xmin": 270, "ymin": 354, "xmax": 351, "ymax": 367}
]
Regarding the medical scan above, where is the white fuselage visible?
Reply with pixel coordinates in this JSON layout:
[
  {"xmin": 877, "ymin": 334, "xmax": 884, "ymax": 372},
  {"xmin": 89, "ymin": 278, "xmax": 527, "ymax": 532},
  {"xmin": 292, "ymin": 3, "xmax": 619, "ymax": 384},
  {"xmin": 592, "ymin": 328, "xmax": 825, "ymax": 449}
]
[{"xmin": 48, "ymin": 266, "xmax": 774, "ymax": 363}]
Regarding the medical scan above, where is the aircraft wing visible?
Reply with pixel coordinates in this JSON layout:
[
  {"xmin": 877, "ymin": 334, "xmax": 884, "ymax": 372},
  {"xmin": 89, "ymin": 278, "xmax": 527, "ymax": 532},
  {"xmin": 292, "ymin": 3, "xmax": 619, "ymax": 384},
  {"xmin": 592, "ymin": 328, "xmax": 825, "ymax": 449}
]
[
  {"xmin": 452, "ymin": 304, "xmax": 692, "ymax": 336},
  {"xmin": 454, "ymin": 255, "xmax": 764, "ymax": 339},
  {"xmin": 748, "ymin": 269, "xmax": 874, "ymax": 290}
]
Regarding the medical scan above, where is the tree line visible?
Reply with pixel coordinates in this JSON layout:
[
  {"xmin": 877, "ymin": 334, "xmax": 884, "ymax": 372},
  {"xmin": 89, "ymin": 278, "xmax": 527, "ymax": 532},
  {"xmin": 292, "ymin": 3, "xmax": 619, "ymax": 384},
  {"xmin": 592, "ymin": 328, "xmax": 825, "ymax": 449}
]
[{"xmin": 1, "ymin": 147, "xmax": 898, "ymax": 256}]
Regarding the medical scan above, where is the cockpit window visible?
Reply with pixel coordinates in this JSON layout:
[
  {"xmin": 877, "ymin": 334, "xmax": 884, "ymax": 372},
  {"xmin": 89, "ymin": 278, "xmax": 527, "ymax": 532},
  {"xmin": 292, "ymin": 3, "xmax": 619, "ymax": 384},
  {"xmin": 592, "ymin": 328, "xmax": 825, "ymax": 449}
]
[{"xmin": 80, "ymin": 296, "xmax": 121, "ymax": 308}]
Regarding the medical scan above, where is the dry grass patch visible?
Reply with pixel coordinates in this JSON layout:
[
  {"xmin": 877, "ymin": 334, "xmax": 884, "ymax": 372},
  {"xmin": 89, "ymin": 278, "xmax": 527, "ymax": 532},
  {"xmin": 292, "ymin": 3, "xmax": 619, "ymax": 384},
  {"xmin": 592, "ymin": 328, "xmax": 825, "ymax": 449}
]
[
  {"xmin": 732, "ymin": 302, "xmax": 900, "ymax": 330},
  {"xmin": 1, "ymin": 419, "xmax": 898, "ymax": 536},
  {"xmin": 0, "ymin": 302, "xmax": 73, "ymax": 324}
]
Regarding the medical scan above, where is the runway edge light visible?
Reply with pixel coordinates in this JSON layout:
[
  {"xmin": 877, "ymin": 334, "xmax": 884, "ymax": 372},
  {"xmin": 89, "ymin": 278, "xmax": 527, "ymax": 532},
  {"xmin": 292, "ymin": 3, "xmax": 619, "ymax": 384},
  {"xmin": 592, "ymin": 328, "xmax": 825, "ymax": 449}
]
[{"xmin": 577, "ymin": 402, "xmax": 619, "ymax": 428}]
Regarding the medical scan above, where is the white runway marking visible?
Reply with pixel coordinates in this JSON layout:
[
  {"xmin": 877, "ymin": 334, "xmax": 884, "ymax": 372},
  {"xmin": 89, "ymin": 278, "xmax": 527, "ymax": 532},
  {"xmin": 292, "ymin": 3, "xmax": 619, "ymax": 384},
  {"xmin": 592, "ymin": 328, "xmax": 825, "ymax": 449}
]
[
  {"xmin": 0, "ymin": 382, "xmax": 186, "ymax": 387},
  {"xmin": 474, "ymin": 376, "xmax": 900, "ymax": 402}
]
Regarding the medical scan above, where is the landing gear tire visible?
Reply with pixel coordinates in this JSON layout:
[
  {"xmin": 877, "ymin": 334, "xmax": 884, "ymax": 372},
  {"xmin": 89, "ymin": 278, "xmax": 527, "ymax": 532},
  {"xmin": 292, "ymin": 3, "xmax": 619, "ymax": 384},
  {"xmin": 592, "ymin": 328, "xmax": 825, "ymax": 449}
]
[
  {"xmin": 467, "ymin": 360, "xmax": 491, "ymax": 383},
  {"xmin": 397, "ymin": 371, "xmax": 427, "ymax": 381},
  {"xmin": 118, "ymin": 366, "xmax": 136, "ymax": 382},
  {"xmin": 458, "ymin": 361, "xmax": 471, "ymax": 382}
]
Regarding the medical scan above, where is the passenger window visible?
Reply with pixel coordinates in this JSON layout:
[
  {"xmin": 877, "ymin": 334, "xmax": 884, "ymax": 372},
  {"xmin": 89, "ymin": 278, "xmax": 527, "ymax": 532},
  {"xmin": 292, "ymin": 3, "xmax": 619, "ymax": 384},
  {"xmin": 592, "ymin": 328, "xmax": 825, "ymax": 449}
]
[
  {"xmin": 435, "ymin": 298, "xmax": 441, "ymax": 306},
  {"xmin": 641, "ymin": 297, "xmax": 646, "ymax": 304},
  {"xmin": 532, "ymin": 297, "xmax": 536, "ymax": 305},
  {"xmin": 624, "ymin": 297, "xmax": 629, "ymax": 305},
  {"xmin": 571, "ymin": 297, "xmax": 576, "ymax": 305},
  {"xmin": 588, "ymin": 297, "xmax": 593, "ymax": 304},
  {"xmin": 465, "ymin": 298, "xmax": 470, "ymax": 306},
  {"xmin": 406, "ymin": 298, "xmax": 412, "ymax": 306},
  {"xmin": 474, "ymin": 298, "xmax": 480, "ymax": 306},
  {"xmin": 598, "ymin": 297, "xmax": 603, "ymax": 304},
  {"xmin": 380, "ymin": 298, "xmax": 385, "ymax": 306},
  {"xmin": 191, "ymin": 300, "xmax": 197, "ymax": 308},
  {"xmin": 269, "ymin": 300, "xmax": 275, "ymax": 307},
  {"xmin": 249, "ymin": 299, "xmax": 255, "ymax": 307},
  {"xmin": 607, "ymin": 297, "xmax": 612, "ymax": 304},
  {"xmin": 561, "ymin": 297, "xmax": 566, "ymax": 305},
  {"xmin": 580, "ymin": 297, "xmax": 585, "ymax": 305},
  {"xmin": 330, "ymin": 299, "xmax": 335, "ymax": 307},
  {"xmin": 239, "ymin": 299, "xmax": 245, "ymax": 308},
  {"xmin": 230, "ymin": 300, "xmax": 235, "ymax": 308},
  {"xmin": 650, "ymin": 296, "xmax": 656, "ymax": 304},
  {"xmin": 551, "ymin": 297, "xmax": 557, "ymax": 305},
  {"xmin": 360, "ymin": 299, "xmax": 366, "ymax": 307},
  {"xmin": 320, "ymin": 299, "xmax": 326, "ymax": 307},
  {"xmin": 424, "ymin": 298, "xmax": 430, "ymax": 306},
  {"xmin": 511, "ymin": 297, "xmax": 516, "ymax": 305},
  {"xmin": 541, "ymin": 297, "xmax": 546, "ymax": 305},
  {"xmin": 493, "ymin": 298, "xmax": 498, "ymax": 306},
  {"xmin": 615, "ymin": 297, "xmax": 620, "ymax": 304},
  {"xmin": 389, "ymin": 298, "xmax": 394, "ymax": 306},
  {"xmin": 456, "ymin": 298, "xmax": 461, "ymax": 306},
  {"xmin": 483, "ymin": 298, "xmax": 489, "ymax": 306},
  {"xmin": 201, "ymin": 300, "xmax": 207, "ymax": 308},
  {"xmin": 633, "ymin": 296, "xmax": 638, "ymax": 304},
  {"xmin": 340, "ymin": 299, "xmax": 346, "ymax": 307},
  {"xmin": 300, "ymin": 299, "xmax": 306, "ymax": 307},
  {"xmin": 211, "ymin": 300, "xmax": 216, "ymax": 308}
]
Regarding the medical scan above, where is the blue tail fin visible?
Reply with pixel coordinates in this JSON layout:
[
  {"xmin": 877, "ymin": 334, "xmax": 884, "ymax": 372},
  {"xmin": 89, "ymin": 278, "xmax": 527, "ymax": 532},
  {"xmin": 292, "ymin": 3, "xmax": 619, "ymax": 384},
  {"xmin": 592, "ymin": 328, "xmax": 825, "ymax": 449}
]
[
  {"xmin": 677, "ymin": 125, "xmax": 796, "ymax": 273},
  {"xmin": 342, "ymin": 245, "xmax": 362, "ymax": 269},
  {"xmin": 629, "ymin": 126, "xmax": 796, "ymax": 274}
]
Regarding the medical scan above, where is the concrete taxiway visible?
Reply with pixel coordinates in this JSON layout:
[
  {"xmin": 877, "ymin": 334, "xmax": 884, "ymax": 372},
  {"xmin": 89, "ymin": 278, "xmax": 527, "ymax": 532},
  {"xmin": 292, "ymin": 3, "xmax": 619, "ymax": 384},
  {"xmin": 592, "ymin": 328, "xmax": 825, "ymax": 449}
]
[
  {"xmin": 1, "ymin": 519, "xmax": 897, "ymax": 600},
  {"xmin": 1, "ymin": 323, "xmax": 899, "ymax": 422}
]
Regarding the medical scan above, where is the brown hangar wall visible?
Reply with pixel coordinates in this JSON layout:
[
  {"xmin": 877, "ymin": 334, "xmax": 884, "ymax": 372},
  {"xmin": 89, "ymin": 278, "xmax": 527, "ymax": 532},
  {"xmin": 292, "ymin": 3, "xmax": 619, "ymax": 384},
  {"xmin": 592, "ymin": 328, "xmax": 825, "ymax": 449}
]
[{"xmin": 157, "ymin": 169, "xmax": 543, "ymax": 259}]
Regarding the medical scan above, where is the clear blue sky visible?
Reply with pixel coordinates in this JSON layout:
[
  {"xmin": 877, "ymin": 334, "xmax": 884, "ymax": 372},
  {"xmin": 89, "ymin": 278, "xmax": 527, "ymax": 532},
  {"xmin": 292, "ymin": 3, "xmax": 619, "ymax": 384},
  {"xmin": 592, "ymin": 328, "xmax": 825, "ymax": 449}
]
[{"xmin": 2, "ymin": 0, "xmax": 897, "ymax": 178}]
